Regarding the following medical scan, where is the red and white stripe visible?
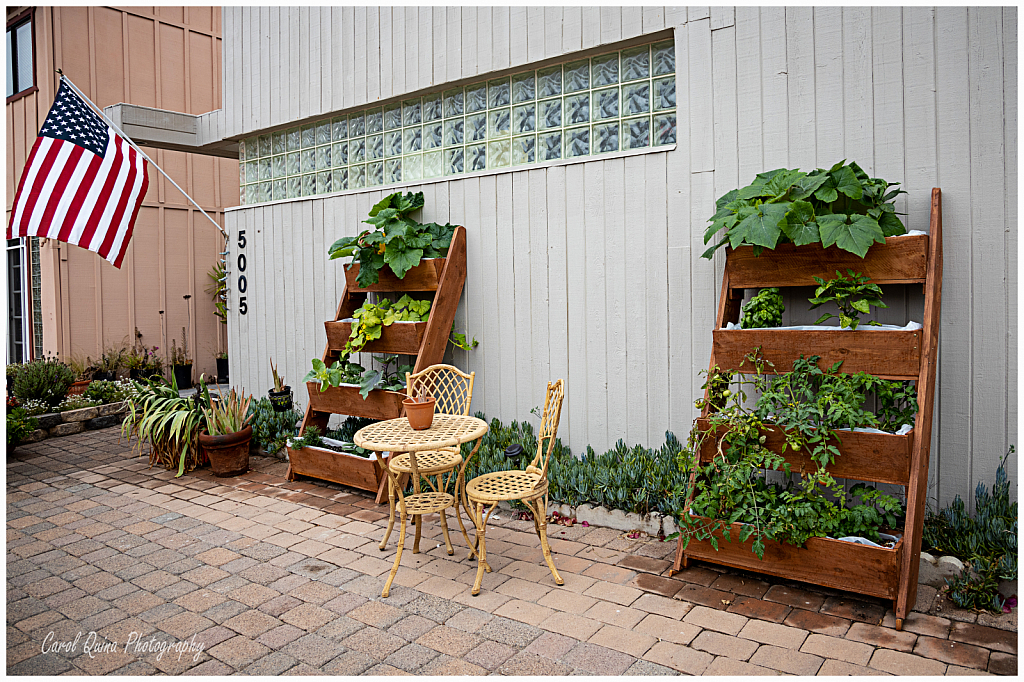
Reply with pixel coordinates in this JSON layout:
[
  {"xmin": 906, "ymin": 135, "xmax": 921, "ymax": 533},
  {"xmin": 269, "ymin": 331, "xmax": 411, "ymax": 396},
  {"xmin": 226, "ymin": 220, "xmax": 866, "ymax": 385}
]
[{"xmin": 7, "ymin": 127, "xmax": 149, "ymax": 269}]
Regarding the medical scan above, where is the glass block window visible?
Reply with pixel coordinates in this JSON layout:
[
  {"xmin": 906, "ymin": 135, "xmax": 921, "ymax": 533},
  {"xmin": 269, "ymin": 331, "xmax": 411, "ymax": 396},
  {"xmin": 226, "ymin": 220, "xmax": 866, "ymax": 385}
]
[{"xmin": 239, "ymin": 39, "xmax": 675, "ymax": 204}]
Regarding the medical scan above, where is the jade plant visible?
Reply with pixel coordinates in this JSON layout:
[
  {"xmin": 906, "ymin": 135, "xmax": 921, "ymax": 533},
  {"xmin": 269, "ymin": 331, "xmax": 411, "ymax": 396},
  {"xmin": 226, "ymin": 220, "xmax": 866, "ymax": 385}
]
[
  {"xmin": 328, "ymin": 191, "xmax": 458, "ymax": 287},
  {"xmin": 703, "ymin": 160, "xmax": 907, "ymax": 259},
  {"xmin": 740, "ymin": 288, "xmax": 785, "ymax": 328},
  {"xmin": 808, "ymin": 269, "xmax": 888, "ymax": 330}
]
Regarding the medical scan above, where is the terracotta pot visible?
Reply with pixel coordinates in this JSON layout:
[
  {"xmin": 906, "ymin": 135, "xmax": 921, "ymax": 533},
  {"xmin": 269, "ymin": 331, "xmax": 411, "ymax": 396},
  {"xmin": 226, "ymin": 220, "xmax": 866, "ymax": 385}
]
[
  {"xmin": 403, "ymin": 397, "xmax": 436, "ymax": 430},
  {"xmin": 199, "ymin": 425, "xmax": 253, "ymax": 477},
  {"xmin": 66, "ymin": 380, "xmax": 92, "ymax": 397}
]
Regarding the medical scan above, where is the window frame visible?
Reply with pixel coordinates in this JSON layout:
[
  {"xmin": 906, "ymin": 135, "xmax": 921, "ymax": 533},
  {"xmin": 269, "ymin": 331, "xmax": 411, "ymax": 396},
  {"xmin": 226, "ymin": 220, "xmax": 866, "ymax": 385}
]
[{"xmin": 6, "ymin": 8, "xmax": 38, "ymax": 104}]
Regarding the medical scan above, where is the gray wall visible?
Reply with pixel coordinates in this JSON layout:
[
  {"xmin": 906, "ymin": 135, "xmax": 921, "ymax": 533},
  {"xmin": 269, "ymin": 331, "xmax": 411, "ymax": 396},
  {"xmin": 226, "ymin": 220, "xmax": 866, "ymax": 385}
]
[{"xmin": 221, "ymin": 7, "xmax": 1017, "ymax": 509}]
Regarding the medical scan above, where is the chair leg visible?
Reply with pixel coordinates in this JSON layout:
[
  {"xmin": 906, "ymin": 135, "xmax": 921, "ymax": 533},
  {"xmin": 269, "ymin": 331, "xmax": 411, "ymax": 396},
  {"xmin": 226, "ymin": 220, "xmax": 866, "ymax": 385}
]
[
  {"xmin": 471, "ymin": 501, "xmax": 489, "ymax": 596},
  {"xmin": 532, "ymin": 498, "xmax": 563, "ymax": 586},
  {"xmin": 438, "ymin": 507, "xmax": 454, "ymax": 556},
  {"xmin": 382, "ymin": 507, "xmax": 407, "ymax": 598},
  {"xmin": 413, "ymin": 512, "xmax": 422, "ymax": 554},
  {"xmin": 379, "ymin": 477, "xmax": 397, "ymax": 551}
]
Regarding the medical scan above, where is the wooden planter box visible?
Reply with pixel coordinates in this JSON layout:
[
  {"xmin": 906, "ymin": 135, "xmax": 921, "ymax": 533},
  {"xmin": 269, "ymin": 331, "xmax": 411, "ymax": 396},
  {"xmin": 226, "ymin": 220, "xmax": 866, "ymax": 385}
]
[
  {"xmin": 286, "ymin": 444, "xmax": 383, "ymax": 493},
  {"xmin": 305, "ymin": 382, "xmax": 404, "ymax": 421},
  {"xmin": 324, "ymin": 320, "xmax": 427, "ymax": 355},
  {"xmin": 344, "ymin": 258, "xmax": 446, "ymax": 292},
  {"xmin": 680, "ymin": 516, "xmax": 904, "ymax": 600},
  {"xmin": 712, "ymin": 328, "xmax": 922, "ymax": 380},
  {"xmin": 694, "ymin": 418, "xmax": 913, "ymax": 486}
]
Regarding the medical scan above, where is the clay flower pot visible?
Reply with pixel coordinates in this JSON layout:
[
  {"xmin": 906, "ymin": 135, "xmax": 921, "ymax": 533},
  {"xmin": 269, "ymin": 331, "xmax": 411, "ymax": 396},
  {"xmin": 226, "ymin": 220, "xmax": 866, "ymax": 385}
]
[
  {"xmin": 199, "ymin": 425, "xmax": 253, "ymax": 477},
  {"xmin": 403, "ymin": 397, "xmax": 436, "ymax": 430}
]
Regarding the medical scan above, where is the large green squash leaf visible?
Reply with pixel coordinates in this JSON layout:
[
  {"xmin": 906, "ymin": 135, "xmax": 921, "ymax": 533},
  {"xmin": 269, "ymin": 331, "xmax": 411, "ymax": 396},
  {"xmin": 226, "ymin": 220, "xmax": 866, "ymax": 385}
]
[{"xmin": 817, "ymin": 213, "xmax": 885, "ymax": 258}]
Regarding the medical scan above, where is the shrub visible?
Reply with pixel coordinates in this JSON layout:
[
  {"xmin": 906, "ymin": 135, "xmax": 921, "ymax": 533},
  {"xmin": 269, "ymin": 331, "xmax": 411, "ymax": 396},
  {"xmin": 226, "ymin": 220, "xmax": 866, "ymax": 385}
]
[
  {"xmin": 247, "ymin": 398, "xmax": 302, "ymax": 454},
  {"xmin": 13, "ymin": 356, "xmax": 76, "ymax": 408},
  {"xmin": 19, "ymin": 399, "xmax": 51, "ymax": 416},
  {"xmin": 923, "ymin": 447, "xmax": 1017, "ymax": 613},
  {"xmin": 83, "ymin": 379, "xmax": 136, "ymax": 405},
  {"xmin": 56, "ymin": 396, "xmax": 102, "ymax": 412},
  {"xmin": 7, "ymin": 407, "xmax": 38, "ymax": 447}
]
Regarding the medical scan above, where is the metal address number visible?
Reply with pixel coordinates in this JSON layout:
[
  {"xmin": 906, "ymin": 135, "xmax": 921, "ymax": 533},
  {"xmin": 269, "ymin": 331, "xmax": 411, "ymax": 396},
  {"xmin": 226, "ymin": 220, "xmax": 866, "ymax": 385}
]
[{"xmin": 237, "ymin": 230, "xmax": 248, "ymax": 315}]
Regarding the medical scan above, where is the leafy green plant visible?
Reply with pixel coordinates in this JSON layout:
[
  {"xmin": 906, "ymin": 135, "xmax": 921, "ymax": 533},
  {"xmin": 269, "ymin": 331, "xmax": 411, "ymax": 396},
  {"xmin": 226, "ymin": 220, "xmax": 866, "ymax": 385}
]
[
  {"xmin": 121, "ymin": 374, "xmax": 210, "ymax": 477},
  {"xmin": 923, "ymin": 447, "xmax": 1017, "ymax": 613},
  {"xmin": 703, "ymin": 160, "xmax": 906, "ymax": 259},
  {"xmin": 202, "ymin": 386, "xmax": 253, "ymax": 436},
  {"xmin": 7, "ymin": 407, "xmax": 38, "ymax": 447},
  {"xmin": 57, "ymin": 396, "xmax": 102, "ymax": 412},
  {"xmin": 357, "ymin": 354, "xmax": 412, "ymax": 398},
  {"xmin": 289, "ymin": 425, "xmax": 323, "ymax": 450},
  {"xmin": 270, "ymin": 358, "xmax": 286, "ymax": 392},
  {"xmin": 681, "ymin": 354, "xmax": 905, "ymax": 558},
  {"xmin": 12, "ymin": 356, "xmax": 77, "ymax": 408},
  {"xmin": 344, "ymin": 295, "xmax": 432, "ymax": 356},
  {"xmin": 303, "ymin": 357, "xmax": 364, "ymax": 392},
  {"xmin": 808, "ymin": 269, "xmax": 888, "ymax": 330},
  {"xmin": 18, "ymin": 399, "xmax": 50, "ymax": 416},
  {"xmin": 205, "ymin": 261, "xmax": 228, "ymax": 324},
  {"xmin": 84, "ymin": 379, "xmax": 137, "ymax": 405},
  {"xmin": 169, "ymin": 327, "xmax": 191, "ymax": 366},
  {"xmin": 328, "ymin": 191, "xmax": 458, "ymax": 287},
  {"xmin": 247, "ymin": 398, "xmax": 301, "ymax": 454},
  {"xmin": 740, "ymin": 288, "xmax": 785, "ymax": 329},
  {"xmin": 449, "ymin": 326, "xmax": 479, "ymax": 352}
]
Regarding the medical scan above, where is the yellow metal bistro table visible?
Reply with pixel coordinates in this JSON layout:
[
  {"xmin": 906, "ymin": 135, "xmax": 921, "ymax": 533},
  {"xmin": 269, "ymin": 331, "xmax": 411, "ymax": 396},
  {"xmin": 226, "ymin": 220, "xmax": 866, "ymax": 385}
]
[{"xmin": 354, "ymin": 414, "xmax": 489, "ymax": 597}]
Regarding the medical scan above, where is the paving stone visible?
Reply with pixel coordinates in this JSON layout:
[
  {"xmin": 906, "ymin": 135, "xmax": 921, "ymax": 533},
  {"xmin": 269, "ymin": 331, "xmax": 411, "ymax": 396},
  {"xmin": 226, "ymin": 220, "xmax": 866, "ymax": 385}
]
[
  {"xmin": 463, "ymin": 640, "xmax": 518, "ymax": 670},
  {"xmin": 673, "ymin": 582, "xmax": 736, "ymax": 610},
  {"xmin": 195, "ymin": 625, "xmax": 237, "ymax": 649},
  {"xmin": 817, "ymin": 659, "xmax": 889, "ymax": 675},
  {"xmin": 988, "ymin": 651, "xmax": 1018, "ymax": 675},
  {"xmin": 476, "ymin": 616, "xmax": 543, "ymax": 648},
  {"xmin": 749, "ymin": 643, "xmax": 824, "ymax": 675},
  {"xmin": 869, "ymin": 647, "xmax": 948, "ymax": 675},
  {"xmin": 692, "ymin": 629, "xmax": 759, "ymax": 660},
  {"xmin": 682, "ymin": 604, "xmax": 748, "ymax": 635},
  {"xmin": 403, "ymin": 593, "xmax": 465, "ymax": 623},
  {"xmin": 951, "ymin": 621, "xmax": 1018, "ymax": 654},
  {"xmin": 242, "ymin": 651, "xmax": 298, "ymax": 675},
  {"xmin": 582, "ymin": 600, "xmax": 646, "ymax": 629},
  {"xmin": 845, "ymin": 620, "xmax": 918, "ymax": 652},
  {"xmin": 643, "ymin": 640, "xmax": 714, "ymax": 675},
  {"xmin": 8, "ymin": 653, "xmax": 73, "ymax": 675},
  {"xmin": 634, "ymin": 612, "xmax": 701, "ymax": 645},
  {"xmin": 763, "ymin": 584, "xmax": 827, "ymax": 611},
  {"xmin": 383, "ymin": 642, "xmax": 440, "ymax": 672},
  {"xmin": 624, "ymin": 659, "xmax": 681, "ymax": 675},
  {"xmin": 703, "ymin": 656, "xmax": 781, "ymax": 675},
  {"xmin": 494, "ymin": 598, "xmax": 556, "ymax": 626},
  {"xmin": 159, "ymin": 610, "xmax": 216, "ymax": 640},
  {"xmin": 589, "ymin": 623, "xmax": 658, "ymax": 657},
  {"xmin": 783, "ymin": 607, "xmax": 853, "ymax": 636},
  {"xmin": 498, "ymin": 650, "xmax": 573, "ymax": 676},
  {"xmin": 726, "ymin": 596, "xmax": 792, "ymax": 623},
  {"xmin": 710, "ymin": 573, "xmax": 771, "ymax": 598},
  {"xmin": 671, "ymin": 564, "xmax": 724, "ymax": 587},
  {"xmin": 630, "ymin": 572, "xmax": 685, "ymax": 598},
  {"xmin": 315, "ymin": 615, "xmax": 364, "ymax": 642},
  {"xmin": 223, "ymin": 609, "xmax": 282, "ymax": 637},
  {"xmin": 348, "ymin": 600, "xmax": 408, "ymax": 629},
  {"xmin": 800, "ymin": 633, "xmax": 874, "ymax": 666},
  {"xmin": 820, "ymin": 595, "xmax": 888, "ymax": 624},
  {"xmin": 323, "ymin": 591, "xmax": 369, "ymax": 615},
  {"xmin": 419, "ymin": 653, "xmax": 489, "ymax": 675},
  {"xmin": 913, "ymin": 635, "xmax": 990, "ymax": 669},
  {"xmin": 279, "ymin": 602, "xmax": 335, "ymax": 631},
  {"xmin": 341, "ymin": 627, "xmax": 407, "ymax": 660},
  {"xmin": 202, "ymin": 599, "xmax": 250, "ymax": 624},
  {"xmin": 632, "ymin": 592, "xmax": 693, "ymax": 620},
  {"xmin": 739, "ymin": 618, "xmax": 809, "ymax": 649},
  {"xmin": 321, "ymin": 649, "xmax": 376, "ymax": 675},
  {"xmin": 444, "ymin": 606, "xmax": 493, "ymax": 634},
  {"xmin": 280, "ymin": 633, "xmax": 346, "ymax": 667}
]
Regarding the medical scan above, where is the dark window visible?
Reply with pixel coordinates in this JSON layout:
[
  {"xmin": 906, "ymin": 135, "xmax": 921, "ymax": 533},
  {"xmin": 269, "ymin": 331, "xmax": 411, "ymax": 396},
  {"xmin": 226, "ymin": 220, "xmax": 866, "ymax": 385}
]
[
  {"xmin": 7, "ymin": 239, "xmax": 27, "ymax": 364},
  {"xmin": 6, "ymin": 14, "xmax": 34, "ymax": 99}
]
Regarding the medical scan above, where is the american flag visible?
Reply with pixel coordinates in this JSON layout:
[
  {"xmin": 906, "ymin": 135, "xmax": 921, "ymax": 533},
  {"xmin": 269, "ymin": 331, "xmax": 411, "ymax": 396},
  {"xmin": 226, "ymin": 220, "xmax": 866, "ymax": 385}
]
[{"xmin": 7, "ymin": 78, "xmax": 149, "ymax": 269}]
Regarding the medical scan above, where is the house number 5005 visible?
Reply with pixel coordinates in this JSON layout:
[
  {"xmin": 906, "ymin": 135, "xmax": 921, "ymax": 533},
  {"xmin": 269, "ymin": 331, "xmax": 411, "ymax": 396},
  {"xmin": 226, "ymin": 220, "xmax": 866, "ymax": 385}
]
[{"xmin": 237, "ymin": 230, "xmax": 248, "ymax": 315}]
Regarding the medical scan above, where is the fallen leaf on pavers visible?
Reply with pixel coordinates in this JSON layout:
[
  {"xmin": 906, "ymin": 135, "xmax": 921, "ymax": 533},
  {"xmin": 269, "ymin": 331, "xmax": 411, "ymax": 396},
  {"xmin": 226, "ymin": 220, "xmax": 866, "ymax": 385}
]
[{"xmin": 721, "ymin": 599, "xmax": 732, "ymax": 606}]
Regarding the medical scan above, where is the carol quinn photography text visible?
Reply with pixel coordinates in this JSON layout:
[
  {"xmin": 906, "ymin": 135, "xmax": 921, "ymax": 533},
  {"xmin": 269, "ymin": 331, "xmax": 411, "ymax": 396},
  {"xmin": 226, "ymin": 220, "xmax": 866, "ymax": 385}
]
[{"xmin": 41, "ymin": 630, "xmax": 206, "ymax": 662}]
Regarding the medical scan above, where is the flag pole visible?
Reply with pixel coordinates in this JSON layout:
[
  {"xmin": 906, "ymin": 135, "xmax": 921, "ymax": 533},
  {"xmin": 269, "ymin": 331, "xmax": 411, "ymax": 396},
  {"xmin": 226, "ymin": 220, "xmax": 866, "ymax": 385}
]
[{"xmin": 58, "ymin": 73, "xmax": 228, "ymax": 240}]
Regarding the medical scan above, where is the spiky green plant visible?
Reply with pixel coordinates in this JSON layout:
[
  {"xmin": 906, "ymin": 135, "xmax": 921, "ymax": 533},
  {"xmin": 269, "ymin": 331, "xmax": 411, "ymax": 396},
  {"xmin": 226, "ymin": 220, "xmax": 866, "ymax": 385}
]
[
  {"xmin": 202, "ymin": 386, "xmax": 253, "ymax": 436},
  {"xmin": 121, "ymin": 374, "xmax": 208, "ymax": 477}
]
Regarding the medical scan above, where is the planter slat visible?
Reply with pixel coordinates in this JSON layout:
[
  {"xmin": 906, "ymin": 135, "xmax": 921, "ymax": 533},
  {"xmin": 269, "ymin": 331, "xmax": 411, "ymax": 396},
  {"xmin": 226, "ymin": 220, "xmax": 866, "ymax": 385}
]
[
  {"xmin": 286, "ymin": 444, "xmax": 383, "ymax": 493},
  {"xmin": 305, "ymin": 382, "xmax": 405, "ymax": 421},
  {"xmin": 678, "ymin": 517, "xmax": 904, "ymax": 600},
  {"xmin": 324, "ymin": 320, "xmax": 427, "ymax": 355},
  {"xmin": 343, "ymin": 258, "xmax": 445, "ymax": 292},
  {"xmin": 694, "ymin": 418, "xmax": 913, "ymax": 486},
  {"xmin": 727, "ymin": 235, "xmax": 929, "ymax": 289},
  {"xmin": 712, "ymin": 328, "xmax": 922, "ymax": 379}
]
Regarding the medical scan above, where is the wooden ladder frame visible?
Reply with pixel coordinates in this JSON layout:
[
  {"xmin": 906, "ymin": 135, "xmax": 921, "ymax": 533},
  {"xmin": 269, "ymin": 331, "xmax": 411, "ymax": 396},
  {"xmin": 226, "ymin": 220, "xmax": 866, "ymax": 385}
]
[
  {"xmin": 675, "ymin": 189, "xmax": 943, "ymax": 630},
  {"xmin": 289, "ymin": 226, "xmax": 468, "ymax": 502}
]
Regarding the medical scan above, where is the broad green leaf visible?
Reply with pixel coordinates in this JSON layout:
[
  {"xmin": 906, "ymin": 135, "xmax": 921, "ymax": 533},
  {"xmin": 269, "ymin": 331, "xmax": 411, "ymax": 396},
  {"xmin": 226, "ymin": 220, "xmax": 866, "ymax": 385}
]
[
  {"xmin": 730, "ymin": 203, "xmax": 789, "ymax": 250},
  {"xmin": 780, "ymin": 200, "xmax": 819, "ymax": 246},
  {"xmin": 701, "ymin": 236, "xmax": 729, "ymax": 259},
  {"xmin": 814, "ymin": 177, "xmax": 839, "ymax": 204},
  {"xmin": 359, "ymin": 369, "xmax": 383, "ymax": 399},
  {"xmin": 763, "ymin": 169, "xmax": 807, "ymax": 199},
  {"xmin": 714, "ymin": 188, "xmax": 740, "ymax": 213},
  {"xmin": 790, "ymin": 171, "xmax": 829, "ymax": 201},
  {"xmin": 878, "ymin": 211, "xmax": 905, "ymax": 237},
  {"xmin": 851, "ymin": 299, "xmax": 871, "ymax": 315},
  {"xmin": 385, "ymin": 244, "xmax": 424, "ymax": 279},
  {"xmin": 817, "ymin": 213, "xmax": 885, "ymax": 258},
  {"xmin": 368, "ymin": 192, "xmax": 398, "ymax": 217},
  {"xmin": 704, "ymin": 212, "xmax": 739, "ymax": 244},
  {"xmin": 832, "ymin": 165, "xmax": 864, "ymax": 200}
]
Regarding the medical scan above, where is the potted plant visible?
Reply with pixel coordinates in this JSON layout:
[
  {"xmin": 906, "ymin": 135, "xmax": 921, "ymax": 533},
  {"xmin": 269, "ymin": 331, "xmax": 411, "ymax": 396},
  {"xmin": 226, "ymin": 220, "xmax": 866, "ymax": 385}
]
[
  {"xmin": 216, "ymin": 352, "xmax": 229, "ymax": 384},
  {"xmin": 169, "ymin": 327, "xmax": 192, "ymax": 390},
  {"xmin": 206, "ymin": 261, "xmax": 228, "ymax": 325},
  {"xmin": 121, "ymin": 373, "xmax": 209, "ymax": 477},
  {"xmin": 268, "ymin": 358, "xmax": 291, "ymax": 411},
  {"xmin": 199, "ymin": 386, "xmax": 253, "ymax": 477},
  {"xmin": 403, "ymin": 393, "xmax": 435, "ymax": 430}
]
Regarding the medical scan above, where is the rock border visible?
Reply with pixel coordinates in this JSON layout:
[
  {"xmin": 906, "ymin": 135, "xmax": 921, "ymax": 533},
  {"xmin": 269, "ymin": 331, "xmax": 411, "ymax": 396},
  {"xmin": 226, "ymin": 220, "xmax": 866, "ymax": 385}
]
[{"xmin": 20, "ymin": 401, "xmax": 126, "ymax": 443}]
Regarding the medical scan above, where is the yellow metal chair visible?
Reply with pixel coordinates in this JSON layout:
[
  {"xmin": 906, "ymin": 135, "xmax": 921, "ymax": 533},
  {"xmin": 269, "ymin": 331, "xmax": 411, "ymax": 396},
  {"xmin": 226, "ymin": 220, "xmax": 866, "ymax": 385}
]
[
  {"xmin": 379, "ymin": 364, "xmax": 475, "ymax": 556},
  {"xmin": 464, "ymin": 379, "xmax": 565, "ymax": 596}
]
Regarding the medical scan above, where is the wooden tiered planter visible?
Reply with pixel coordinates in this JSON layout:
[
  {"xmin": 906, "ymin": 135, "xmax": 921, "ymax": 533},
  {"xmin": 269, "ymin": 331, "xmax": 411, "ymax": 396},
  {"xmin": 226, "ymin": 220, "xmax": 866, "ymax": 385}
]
[
  {"xmin": 288, "ymin": 227, "xmax": 468, "ymax": 500},
  {"xmin": 676, "ymin": 189, "xmax": 943, "ymax": 630}
]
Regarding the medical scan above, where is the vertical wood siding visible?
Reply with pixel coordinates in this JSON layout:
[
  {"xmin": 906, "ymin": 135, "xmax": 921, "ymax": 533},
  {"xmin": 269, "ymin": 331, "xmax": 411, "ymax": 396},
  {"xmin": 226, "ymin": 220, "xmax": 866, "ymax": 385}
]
[{"xmin": 222, "ymin": 7, "xmax": 1016, "ymax": 508}]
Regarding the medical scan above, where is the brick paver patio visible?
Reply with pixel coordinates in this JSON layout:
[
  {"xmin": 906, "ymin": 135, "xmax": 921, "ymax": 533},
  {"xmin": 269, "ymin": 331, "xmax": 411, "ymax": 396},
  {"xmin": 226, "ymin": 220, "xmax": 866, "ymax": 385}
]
[{"xmin": 7, "ymin": 427, "xmax": 1017, "ymax": 675}]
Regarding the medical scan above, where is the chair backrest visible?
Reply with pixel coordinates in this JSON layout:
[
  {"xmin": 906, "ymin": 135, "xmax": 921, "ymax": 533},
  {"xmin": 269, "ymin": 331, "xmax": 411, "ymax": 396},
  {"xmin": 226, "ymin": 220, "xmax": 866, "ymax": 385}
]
[
  {"xmin": 405, "ymin": 364, "xmax": 475, "ymax": 415},
  {"xmin": 527, "ymin": 379, "xmax": 565, "ymax": 484}
]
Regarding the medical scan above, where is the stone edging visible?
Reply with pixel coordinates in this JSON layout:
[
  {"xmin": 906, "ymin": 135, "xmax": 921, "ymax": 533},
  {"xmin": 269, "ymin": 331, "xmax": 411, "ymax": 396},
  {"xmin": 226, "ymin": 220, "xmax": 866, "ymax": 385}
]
[{"xmin": 20, "ymin": 402, "xmax": 126, "ymax": 443}]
